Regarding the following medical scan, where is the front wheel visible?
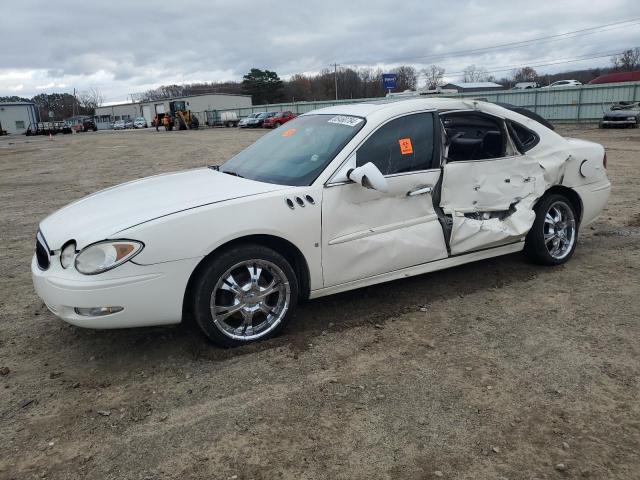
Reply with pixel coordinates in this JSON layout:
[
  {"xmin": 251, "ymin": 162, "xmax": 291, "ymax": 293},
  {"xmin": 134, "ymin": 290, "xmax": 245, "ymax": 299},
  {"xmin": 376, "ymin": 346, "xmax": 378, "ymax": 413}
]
[
  {"xmin": 192, "ymin": 244, "xmax": 299, "ymax": 347},
  {"xmin": 524, "ymin": 194, "xmax": 578, "ymax": 265}
]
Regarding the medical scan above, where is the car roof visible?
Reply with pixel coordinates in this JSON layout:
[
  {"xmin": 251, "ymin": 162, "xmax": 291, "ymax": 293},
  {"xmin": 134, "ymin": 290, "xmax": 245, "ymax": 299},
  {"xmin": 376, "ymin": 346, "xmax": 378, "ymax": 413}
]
[
  {"xmin": 302, "ymin": 96, "xmax": 558, "ymax": 137},
  {"xmin": 305, "ymin": 97, "xmax": 479, "ymax": 118}
]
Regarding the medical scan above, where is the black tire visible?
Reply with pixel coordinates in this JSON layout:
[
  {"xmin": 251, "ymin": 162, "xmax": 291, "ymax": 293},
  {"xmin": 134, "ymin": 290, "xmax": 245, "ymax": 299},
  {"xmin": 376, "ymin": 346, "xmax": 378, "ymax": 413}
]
[
  {"xmin": 191, "ymin": 244, "xmax": 299, "ymax": 347},
  {"xmin": 524, "ymin": 193, "xmax": 578, "ymax": 266},
  {"xmin": 274, "ymin": 122, "xmax": 281, "ymax": 128}
]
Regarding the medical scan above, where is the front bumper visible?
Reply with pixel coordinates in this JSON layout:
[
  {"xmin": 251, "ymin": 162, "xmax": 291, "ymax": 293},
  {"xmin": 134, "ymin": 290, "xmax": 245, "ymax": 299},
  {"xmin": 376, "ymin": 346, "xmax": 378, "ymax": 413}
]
[
  {"xmin": 600, "ymin": 119, "xmax": 637, "ymax": 127},
  {"xmin": 32, "ymin": 254, "xmax": 201, "ymax": 329}
]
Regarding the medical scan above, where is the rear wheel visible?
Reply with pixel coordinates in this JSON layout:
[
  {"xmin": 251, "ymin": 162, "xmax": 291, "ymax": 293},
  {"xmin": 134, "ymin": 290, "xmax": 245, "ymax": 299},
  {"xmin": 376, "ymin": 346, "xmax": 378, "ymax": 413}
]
[
  {"xmin": 274, "ymin": 122, "xmax": 281, "ymax": 128},
  {"xmin": 192, "ymin": 244, "xmax": 298, "ymax": 347},
  {"xmin": 524, "ymin": 194, "xmax": 578, "ymax": 265}
]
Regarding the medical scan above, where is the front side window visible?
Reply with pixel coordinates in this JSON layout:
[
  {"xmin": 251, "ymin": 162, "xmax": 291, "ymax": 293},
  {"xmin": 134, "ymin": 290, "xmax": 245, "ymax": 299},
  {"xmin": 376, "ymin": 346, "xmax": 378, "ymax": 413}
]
[
  {"xmin": 221, "ymin": 114, "xmax": 365, "ymax": 186},
  {"xmin": 356, "ymin": 113, "xmax": 435, "ymax": 175}
]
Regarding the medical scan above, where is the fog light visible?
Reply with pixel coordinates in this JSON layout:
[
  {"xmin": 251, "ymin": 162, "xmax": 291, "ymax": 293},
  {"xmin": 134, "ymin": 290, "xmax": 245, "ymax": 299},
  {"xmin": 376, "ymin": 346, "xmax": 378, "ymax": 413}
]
[{"xmin": 74, "ymin": 306, "xmax": 124, "ymax": 317}]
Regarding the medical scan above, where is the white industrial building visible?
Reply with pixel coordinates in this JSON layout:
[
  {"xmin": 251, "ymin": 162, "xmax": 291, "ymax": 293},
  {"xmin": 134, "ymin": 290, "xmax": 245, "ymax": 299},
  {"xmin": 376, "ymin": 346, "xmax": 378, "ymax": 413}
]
[
  {"xmin": 94, "ymin": 93, "xmax": 252, "ymax": 129},
  {"xmin": 0, "ymin": 102, "xmax": 39, "ymax": 135}
]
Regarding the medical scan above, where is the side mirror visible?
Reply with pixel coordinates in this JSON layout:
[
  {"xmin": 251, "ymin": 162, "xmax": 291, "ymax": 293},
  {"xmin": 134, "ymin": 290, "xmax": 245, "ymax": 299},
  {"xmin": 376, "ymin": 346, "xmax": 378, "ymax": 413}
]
[{"xmin": 347, "ymin": 162, "xmax": 389, "ymax": 193}]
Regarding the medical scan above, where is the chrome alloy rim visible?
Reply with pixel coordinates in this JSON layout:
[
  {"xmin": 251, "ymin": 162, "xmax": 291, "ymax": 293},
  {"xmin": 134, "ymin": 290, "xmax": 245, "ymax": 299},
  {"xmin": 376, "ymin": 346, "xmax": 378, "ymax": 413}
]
[
  {"xmin": 544, "ymin": 201, "xmax": 576, "ymax": 260},
  {"xmin": 210, "ymin": 260, "xmax": 290, "ymax": 341}
]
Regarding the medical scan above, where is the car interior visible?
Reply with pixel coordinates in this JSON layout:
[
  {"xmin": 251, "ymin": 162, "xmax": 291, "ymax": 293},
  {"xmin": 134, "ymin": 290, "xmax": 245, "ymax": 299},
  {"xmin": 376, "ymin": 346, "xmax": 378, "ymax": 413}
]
[{"xmin": 441, "ymin": 112, "xmax": 508, "ymax": 161}]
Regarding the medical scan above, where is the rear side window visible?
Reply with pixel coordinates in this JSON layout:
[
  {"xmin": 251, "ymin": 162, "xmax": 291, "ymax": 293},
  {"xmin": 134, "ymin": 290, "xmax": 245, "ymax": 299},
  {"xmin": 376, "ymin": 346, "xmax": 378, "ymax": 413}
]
[
  {"xmin": 508, "ymin": 121, "xmax": 540, "ymax": 153},
  {"xmin": 356, "ymin": 113, "xmax": 435, "ymax": 175}
]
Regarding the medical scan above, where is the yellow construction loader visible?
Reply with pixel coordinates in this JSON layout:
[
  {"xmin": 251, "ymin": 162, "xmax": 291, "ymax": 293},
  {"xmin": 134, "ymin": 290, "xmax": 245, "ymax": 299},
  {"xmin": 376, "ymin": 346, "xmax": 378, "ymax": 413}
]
[{"xmin": 169, "ymin": 101, "xmax": 199, "ymax": 130}]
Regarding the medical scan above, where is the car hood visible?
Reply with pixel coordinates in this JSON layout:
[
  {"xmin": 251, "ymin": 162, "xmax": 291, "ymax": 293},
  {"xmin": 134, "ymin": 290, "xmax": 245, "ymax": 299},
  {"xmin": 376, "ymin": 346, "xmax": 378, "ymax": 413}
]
[
  {"xmin": 40, "ymin": 168, "xmax": 289, "ymax": 249},
  {"xmin": 604, "ymin": 109, "xmax": 639, "ymax": 118}
]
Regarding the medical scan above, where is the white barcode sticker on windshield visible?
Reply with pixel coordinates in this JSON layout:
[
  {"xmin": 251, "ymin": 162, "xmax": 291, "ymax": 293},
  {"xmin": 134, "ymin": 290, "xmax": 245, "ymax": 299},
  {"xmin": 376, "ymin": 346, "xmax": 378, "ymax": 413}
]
[{"xmin": 328, "ymin": 115, "xmax": 364, "ymax": 127}]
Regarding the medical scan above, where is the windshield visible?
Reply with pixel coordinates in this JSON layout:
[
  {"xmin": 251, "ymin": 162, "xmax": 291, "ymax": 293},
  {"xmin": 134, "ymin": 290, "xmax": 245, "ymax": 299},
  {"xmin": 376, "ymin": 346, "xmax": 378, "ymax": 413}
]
[{"xmin": 221, "ymin": 114, "xmax": 365, "ymax": 186}]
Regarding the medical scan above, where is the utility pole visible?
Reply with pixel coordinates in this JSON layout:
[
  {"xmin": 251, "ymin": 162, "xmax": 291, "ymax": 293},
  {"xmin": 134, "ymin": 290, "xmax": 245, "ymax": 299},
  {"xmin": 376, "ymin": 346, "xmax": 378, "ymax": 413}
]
[{"xmin": 332, "ymin": 63, "xmax": 339, "ymax": 100}]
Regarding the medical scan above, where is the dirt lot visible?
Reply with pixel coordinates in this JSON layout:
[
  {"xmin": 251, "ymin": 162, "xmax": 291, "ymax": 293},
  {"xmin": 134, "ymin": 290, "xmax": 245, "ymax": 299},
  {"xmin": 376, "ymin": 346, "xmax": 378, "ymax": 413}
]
[{"xmin": 0, "ymin": 125, "xmax": 638, "ymax": 480}]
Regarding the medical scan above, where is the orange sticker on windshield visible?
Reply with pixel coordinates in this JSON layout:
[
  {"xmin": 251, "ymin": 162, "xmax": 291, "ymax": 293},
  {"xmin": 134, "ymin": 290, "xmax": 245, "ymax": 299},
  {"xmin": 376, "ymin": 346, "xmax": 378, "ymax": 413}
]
[
  {"xmin": 282, "ymin": 128, "xmax": 296, "ymax": 137},
  {"xmin": 399, "ymin": 138, "xmax": 413, "ymax": 155}
]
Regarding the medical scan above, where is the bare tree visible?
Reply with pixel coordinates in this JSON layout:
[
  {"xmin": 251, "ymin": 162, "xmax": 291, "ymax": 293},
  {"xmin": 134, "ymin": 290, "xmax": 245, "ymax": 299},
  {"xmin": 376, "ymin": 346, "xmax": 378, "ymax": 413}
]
[
  {"xmin": 78, "ymin": 87, "xmax": 105, "ymax": 111},
  {"xmin": 463, "ymin": 64, "xmax": 490, "ymax": 83},
  {"xmin": 394, "ymin": 65, "xmax": 418, "ymax": 91},
  {"xmin": 511, "ymin": 66, "xmax": 538, "ymax": 83},
  {"xmin": 611, "ymin": 48, "xmax": 640, "ymax": 72},
  {"xmin": 422, "ymin": 65, "xmax": 446, "ymax": 89}
]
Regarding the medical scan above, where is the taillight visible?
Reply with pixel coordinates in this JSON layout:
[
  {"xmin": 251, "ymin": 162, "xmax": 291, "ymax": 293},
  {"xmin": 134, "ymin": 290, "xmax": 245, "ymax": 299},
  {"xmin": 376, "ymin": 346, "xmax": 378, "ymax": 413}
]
[{"xmin": 603, "ymin": 152, "xmax": 607, "ymax": 169}]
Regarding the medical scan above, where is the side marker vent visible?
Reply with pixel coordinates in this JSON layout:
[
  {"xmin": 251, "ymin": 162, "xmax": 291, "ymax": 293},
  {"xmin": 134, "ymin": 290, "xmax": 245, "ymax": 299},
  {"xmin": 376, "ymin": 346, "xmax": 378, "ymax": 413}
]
[{"xmin": 286, "ymin": 194, "xmax": 316, "ymax": 210}]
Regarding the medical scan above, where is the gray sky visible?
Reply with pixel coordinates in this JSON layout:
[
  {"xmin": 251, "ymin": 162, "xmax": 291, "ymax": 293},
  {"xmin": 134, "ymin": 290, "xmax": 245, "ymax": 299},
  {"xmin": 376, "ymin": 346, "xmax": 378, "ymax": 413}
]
[{"xmin": 1, "ymin": 0, "xmax": 639, "ymax": 103}]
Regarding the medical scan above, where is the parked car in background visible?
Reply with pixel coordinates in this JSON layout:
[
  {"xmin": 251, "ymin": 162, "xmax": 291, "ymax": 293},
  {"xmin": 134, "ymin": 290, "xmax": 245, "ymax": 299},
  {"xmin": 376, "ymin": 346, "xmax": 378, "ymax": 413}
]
[
  {"xmin": 599, "ymin": 102, "xmax": 640, "ymax": 128},
  {"xmin": 249, "ymin": 111, "xmax": 277, "ymax": 128},
  {"xmin": 543, "ymin": 80, "xmax": 582, "ymax": 88},
  {"xmin": 77, "ymin": 118, "xmax": 98, "ymax": 132},
  {"xmin": 124, "ymin": 120, "xmax": 134, "ymax": 129},
  {"xmin": 113, "ymin": 120, "xmax": 125, "ymax": 130},
  {"xmin": 238, "ymin": 113, "xmax": 261, "ymax": 128},
  {"xmin": 133, "ymin": 117, "xmax": 147, "ymax": 129},
  {"xmin": 54, "ymin": 122, "xmax": 73, "ymax": 134},
  {"xmin": 512, "ymin": 82, "xmax": 538, "ymax": 90},
  {"xmin": 263, "ymin": 111, "xmax": 296, "ymax": 128},
  {"xmin": 32, "ymin": 98, "xmax": 610, "ymax": 347}
]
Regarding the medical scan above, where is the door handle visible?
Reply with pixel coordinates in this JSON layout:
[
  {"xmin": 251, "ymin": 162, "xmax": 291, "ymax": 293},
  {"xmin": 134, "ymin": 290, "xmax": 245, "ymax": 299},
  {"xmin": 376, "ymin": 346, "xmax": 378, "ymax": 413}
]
[{"xmin": 407, "ymin": 185, "xmax": 433, "ymax": 196}]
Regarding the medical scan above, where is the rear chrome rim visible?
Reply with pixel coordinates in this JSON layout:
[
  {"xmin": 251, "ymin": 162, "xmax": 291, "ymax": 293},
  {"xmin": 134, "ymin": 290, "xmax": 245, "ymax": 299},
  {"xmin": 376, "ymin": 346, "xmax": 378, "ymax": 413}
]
[
  {"xmin": 544, "ymin": 201, "xmax": 576, "ymax": 260},
  {"xmin": 210, "ymin": 260, "xmax": 290, "ymax": 341}
]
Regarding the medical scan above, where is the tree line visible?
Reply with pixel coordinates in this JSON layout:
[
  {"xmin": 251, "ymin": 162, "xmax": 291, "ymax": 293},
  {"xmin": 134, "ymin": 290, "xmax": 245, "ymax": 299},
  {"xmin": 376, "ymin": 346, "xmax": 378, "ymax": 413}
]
[
  {"xmin": 3, "ymin": 48, "xmax": 638, "ymax": 117},
  {"xmin": 0, "ymin": 88, "xmax": 104, "ymax": 121},
  {"xmin": 138, "ymin": 48, "xmax": 640, "ymax": 105}
]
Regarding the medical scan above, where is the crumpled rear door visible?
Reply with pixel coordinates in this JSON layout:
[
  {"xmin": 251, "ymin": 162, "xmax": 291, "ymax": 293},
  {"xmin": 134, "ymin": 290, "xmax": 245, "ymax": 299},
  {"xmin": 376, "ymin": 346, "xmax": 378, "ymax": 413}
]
[{"xmin": 440, "ymin": 154, "xmax": 546, "ymax": 255}]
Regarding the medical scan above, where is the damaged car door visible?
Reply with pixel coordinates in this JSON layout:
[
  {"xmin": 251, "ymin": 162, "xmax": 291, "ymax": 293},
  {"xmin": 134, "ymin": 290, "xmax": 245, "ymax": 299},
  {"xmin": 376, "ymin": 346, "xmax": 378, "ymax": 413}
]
[
  {"xmin": 322, "ymin": 112, "xmax": 448, "ymax": 287},
  {"xmin": 439, "ymin": 111, "xmax": 544, "ymax": 255}
]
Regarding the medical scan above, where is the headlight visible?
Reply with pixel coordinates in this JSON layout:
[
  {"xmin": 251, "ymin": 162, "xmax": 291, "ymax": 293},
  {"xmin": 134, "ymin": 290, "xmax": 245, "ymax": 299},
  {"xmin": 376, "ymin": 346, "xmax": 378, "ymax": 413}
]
[
  {"xmin": 75, "ymin": 240, "xmax": 143, "ymax": 275},
  {"xmin": 627, "ymin": 117, "xmax": 636, "ymax": 121},
  {"xmin": 60, "ymin": 242, "xmax": 76, "ymax": 269}
]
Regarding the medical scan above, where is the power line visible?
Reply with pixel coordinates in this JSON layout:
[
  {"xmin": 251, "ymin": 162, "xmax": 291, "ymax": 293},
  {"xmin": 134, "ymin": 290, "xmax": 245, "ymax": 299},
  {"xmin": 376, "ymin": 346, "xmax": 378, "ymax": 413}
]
[
  {"xmin": 342, "ymin": 17, "xmax": 640, "ymax": 66},
  {"xmin": 437, "ymin": 48, "xmax": 636, "ymax": 79}
]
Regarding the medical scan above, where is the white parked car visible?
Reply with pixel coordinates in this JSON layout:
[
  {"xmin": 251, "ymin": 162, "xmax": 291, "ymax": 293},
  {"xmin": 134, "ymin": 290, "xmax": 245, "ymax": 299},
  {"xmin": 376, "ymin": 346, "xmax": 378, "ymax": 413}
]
[
  {"xmin": 112, "ymin": 120, "xmax": 125, "ymax": 130},
  {"xmin": 133, "ymin": 117, "xmax": 148, "ymax": 129},
  {"xmin": 32, "ymin": 98, "xmax": 610, "ymax": 346},
  {"xmin": 544, "ymin": 80, "xmax": 582, "ymax": 88},
  {"xmin": 238, "ymin": 112, "xmax": 260, "ymax": 128},
  {"xmin": 512, "ymin": 82, "xmax": 538, "ymax": 90}
]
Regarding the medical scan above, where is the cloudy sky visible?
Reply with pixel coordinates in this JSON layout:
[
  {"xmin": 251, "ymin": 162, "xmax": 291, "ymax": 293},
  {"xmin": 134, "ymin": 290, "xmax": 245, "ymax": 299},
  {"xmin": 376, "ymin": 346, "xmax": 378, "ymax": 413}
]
[{"xmin": 1, "ymin": 0, "xmax": 639, "ymax": 103}]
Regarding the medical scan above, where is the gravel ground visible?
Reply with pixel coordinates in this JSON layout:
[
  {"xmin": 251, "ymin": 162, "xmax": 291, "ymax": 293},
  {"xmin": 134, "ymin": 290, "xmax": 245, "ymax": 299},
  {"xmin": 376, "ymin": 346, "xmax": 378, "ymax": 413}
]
[{"xmin": 0, "ymin": 125, "xmax": 638, "ymax": 480}]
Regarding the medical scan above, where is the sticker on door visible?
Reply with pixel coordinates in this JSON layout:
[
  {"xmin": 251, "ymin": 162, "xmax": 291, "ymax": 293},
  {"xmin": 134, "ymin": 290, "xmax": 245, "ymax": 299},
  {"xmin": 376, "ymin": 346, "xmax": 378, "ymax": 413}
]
[{"xmin": 399, "ymin": 138, "xmax": 413, "ymax": 155}]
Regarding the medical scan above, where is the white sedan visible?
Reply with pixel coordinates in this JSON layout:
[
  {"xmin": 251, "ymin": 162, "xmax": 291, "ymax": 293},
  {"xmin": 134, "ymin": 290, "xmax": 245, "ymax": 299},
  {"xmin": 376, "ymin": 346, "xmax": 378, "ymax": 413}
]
[{"xmin": 32, "ymin": 98, "xmax": 610, "ymax": 346}]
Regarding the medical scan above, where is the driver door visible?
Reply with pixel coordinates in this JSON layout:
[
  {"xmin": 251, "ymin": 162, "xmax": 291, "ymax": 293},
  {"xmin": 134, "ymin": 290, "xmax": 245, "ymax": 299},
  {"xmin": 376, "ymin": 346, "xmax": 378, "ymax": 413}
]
[{"xmin": 321, "ymin": 112, "xmax": 448, "ymax": 287}]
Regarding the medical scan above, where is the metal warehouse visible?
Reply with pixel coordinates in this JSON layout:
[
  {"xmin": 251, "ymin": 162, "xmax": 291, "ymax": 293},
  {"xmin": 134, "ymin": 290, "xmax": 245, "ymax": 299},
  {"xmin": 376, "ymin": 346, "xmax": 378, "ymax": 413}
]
[
  {"xmin": 441, "ymin": 81, "xmax": 505, "ymax": 93},
  {"xmin": 94, "ymin": 93, "xmax": 252, "ymax": 129},
  {"xmin": 0, "ymin": 102, "xmax": 39, "ymax": 135}
]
